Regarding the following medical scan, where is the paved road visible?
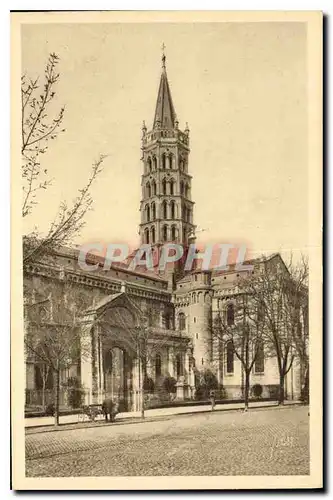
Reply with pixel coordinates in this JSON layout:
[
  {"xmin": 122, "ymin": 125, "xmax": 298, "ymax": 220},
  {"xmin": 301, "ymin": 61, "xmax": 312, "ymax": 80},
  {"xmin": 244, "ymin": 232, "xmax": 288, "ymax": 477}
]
[{"xmin": 26, "ymin": 406, "xmax": 309, "ymax": 477}]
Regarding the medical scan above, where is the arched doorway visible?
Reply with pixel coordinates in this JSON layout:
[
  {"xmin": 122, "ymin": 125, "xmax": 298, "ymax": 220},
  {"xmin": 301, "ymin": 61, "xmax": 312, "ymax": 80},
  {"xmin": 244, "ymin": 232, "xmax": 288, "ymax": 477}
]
[{"xmin": 97, "ymin": 303, "xmax": 140, "ymax": 412}]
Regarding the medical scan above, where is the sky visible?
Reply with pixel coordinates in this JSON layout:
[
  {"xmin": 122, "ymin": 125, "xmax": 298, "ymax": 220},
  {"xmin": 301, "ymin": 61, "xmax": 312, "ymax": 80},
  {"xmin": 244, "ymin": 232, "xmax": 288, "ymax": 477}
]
[{"xmin": 21, "ymin": 21, "xmax": 308, "ymax": 261}]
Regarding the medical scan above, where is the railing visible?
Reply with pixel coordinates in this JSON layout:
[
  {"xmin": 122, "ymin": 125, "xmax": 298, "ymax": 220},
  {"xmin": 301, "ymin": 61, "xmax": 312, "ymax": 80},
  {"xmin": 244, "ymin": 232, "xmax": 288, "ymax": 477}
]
[
  {"xmin": 25, "ymin": 388, "xmax": 90, "ymax": 409},
  {"xmin": 25, "ymin": 389, "xmax": 65, "ymax": 408},
  {"xmin": 143, "ymin": 129, "xmax": 189, "ymax": 146}
]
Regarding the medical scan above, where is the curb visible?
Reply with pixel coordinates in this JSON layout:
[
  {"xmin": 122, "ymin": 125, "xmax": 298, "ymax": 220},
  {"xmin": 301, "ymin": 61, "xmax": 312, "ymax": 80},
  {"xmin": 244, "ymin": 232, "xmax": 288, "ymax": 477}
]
[{"xmin": 25, "ymin": 402, "xmax": 304, "ymax": 435}]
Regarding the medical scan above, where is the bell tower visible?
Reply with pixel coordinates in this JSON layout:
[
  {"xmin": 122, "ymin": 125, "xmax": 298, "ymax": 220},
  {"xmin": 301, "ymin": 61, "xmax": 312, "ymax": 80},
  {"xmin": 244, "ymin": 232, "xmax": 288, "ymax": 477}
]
[{"xmin": 139, "ymin": 51, "xmax": 196, "ymax": 264}]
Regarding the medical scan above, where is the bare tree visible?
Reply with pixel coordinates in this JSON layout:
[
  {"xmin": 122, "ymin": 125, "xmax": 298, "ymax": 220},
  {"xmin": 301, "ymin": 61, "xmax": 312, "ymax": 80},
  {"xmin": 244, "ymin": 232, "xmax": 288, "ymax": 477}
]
[
  {"xmin": 213, "ymin": 294, "xmax": 263, "ymax": 411},
  {"xmin": 22, "ymin": 53, "xmax": 65, "ymax": 218},
  {"xmin": 37, "ymin": 361, "xmax": 51, "ymax": 411},
  {"xmin": 239, "ymin": 254, "xmax": 308, "ymax": 404},
  {"xmin": 283, "ymin": 255, "xmax": 309, "ymax": 401},
  {"xmin": 22, "ymin": 52, "xmax": 105, "ymax": 265},
  {"xmin": 23, "ymin": 155, "xmax": 105, "ymax": 265},
  {"xmin": 24, "ymin": 285, "xmax": 90, "ymax": 426}
]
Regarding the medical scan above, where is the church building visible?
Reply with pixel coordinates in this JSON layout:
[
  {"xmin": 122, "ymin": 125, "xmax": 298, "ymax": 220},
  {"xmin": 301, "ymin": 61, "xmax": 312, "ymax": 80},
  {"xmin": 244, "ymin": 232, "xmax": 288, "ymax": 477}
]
[{"xmin": 24, "ymin": 54, "xmax": 303, "ymax": 412}]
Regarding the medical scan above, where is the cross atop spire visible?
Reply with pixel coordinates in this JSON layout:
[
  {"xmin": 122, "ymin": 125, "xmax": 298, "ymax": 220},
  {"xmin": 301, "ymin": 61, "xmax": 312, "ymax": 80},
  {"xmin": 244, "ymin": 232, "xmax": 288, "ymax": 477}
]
[
  {"xmin": 161, "ymin": 42, "xmax": 166, "ymax": 69},
  {"xmin": 153, "ymin": 47, "xmax": 176, "ymax": 130}
]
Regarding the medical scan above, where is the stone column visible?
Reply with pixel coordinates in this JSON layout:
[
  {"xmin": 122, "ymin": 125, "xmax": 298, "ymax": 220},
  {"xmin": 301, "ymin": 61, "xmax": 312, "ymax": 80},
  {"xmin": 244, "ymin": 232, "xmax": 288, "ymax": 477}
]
[
  {"xmin": 167, "ymin": 346, "xmax": 174, "ymax": 377},
  {"xmin": 80, "ymin": 317, "xmax": 94, "ymax": 406},
  {"xmin": 91, "ymin": 326, "xmax": 101, "ymax": 404},
  {"xmin": 176, "ymin": 376, "xmax": 185, "ymax": 400},
  {"xmin": 97, "ymin": 328, "xmax": 104, "ymax": 404},
  {"xmin": 184, "ymin": 350, "xmax": 190, "ymax": 384},
  {"xmin": 131, "ymin": 357, "xmax": 140, "ymax": 412}
]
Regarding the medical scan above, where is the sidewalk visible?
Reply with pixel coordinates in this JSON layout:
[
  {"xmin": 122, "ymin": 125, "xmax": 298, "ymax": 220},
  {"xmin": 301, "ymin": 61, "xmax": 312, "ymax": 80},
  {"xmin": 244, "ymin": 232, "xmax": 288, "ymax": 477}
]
[{"xmin": 25, "ymin": 400, "xmax": 301, "ymax": 429}]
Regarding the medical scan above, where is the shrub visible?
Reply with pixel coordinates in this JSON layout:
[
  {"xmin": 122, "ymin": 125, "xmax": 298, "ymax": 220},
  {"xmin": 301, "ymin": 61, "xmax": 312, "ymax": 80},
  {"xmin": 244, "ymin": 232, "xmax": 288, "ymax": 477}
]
[
  {"xmin": 195, "ymin": 369, "xmax": 218, "ymax": 400},
  {"xmin": 300, "ymin": 370, "xmax": 309, "ymax": 404},
  {"xmin": 45, "ymin": 403, "xmax": 55, "ymax": 416},
  {"xmin": 216, "ymin": 385, "xmax": 228, "ymax": 400},
  {"xmin": 117, "ymin": 398, "xmax": 127, "ymax": 413},
  {"xmin": 144, "ymin": 394, "xmax": 161, "ymax": 409},
  {"xmin": 63, "ymin": 377, "xmax": 85, "ymax": 409},
  {"xmin": 300, "ymin": 383, "xmax": 309, "ymax": 404},
  {"xmin": 143, "ymin": 376, "xmax": 155, "ymax": 393},
  {"xmin": 268, "ymin": 385, "xmax": 280, "ymax": 400},
  {"xmin": 252, "ymin": 384, "xmax": 263, "ymax": 398},
  {"xmin": 162, "ymin": 376, "xmax": 177, "ymax": 394}
]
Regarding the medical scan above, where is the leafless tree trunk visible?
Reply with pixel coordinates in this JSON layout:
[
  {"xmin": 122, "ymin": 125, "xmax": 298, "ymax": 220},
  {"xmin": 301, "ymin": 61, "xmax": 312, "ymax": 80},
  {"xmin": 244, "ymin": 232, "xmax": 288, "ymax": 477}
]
[
  {"xmin": 138, "ymin": 353, "xmax": 145, "ymax": 419},
  {"xmin": 213, "ymin": 295, "xmax": 262, "ymax": 411},
  {"xmin": 54, "ymin": 366, "xmax": 60, "ymax": 426},
  {"xmin": 40, "ymin": 363, "xmax": 50, "ymax": 410}
]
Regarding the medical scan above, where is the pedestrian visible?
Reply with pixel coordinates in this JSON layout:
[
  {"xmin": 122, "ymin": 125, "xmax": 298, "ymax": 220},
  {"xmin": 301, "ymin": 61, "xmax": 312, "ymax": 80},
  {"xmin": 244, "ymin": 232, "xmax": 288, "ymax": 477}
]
[
  {"xmin": 102, "ymin": 398, "xmax": 119, "ymax": 422},
  {"xmin": 209, "ymin": 389, "xmax": 216, "ymax": 411}
]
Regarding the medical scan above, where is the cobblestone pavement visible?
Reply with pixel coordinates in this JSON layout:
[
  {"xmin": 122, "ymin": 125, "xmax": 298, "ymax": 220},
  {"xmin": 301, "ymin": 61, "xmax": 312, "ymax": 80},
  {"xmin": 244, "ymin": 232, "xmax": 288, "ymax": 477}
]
[{"xmin": 26, "ymin": 406, "xmax": 309, "ymax": 477}]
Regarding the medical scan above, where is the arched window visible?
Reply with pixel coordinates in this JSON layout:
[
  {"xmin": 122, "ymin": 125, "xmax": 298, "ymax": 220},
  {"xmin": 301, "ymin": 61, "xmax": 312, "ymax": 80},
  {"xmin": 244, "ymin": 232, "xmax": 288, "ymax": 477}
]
[
  {"xmin": 153, "ymin": 156, "xmax": 157, "ymax": 170},
  {"xmin": 186, "ymin": 208, "xmax": 191, "ymax": 222},
  {"xmin": 185, "ymin": 184, "xmax": 189, "ymax": 198},
  {"xmin": 147, "ymin": 157, "xmax": 152, "ymax": 173},
  {"xmin": 178, "ymin": 313, "xmax": 186, "ymax": 331},
  {"xmin": 169, "ymin": 179, "xmax": 175, "ymax": 195},
  {"xmin": 151, "ymin": 202, "xmax": 156, "ymax": 220},
  {"xmin": 226, "ymin": 341, "xmax": 234, "ymax": 374},
  {"xmin": 155, "ymin": 354, "xmax": 162, "ymax": 378},
  {"xmin": 151, "ymin": 226, "xmax": 155, "ymax": 244},
  {"xmin": 151, "ymin": 180, "xmax": 156, "ymax": 196},
  {"xmin": 176, "ymin": 353, "xmax": 183, "ymax": 377},
  {"xmin": 162, "ymin": 153, "xmax": 167, "ymax": 170},
  {"xmin": 145, "ymin": 204, "xmax": 150, "ymax": 222},
  {"xmin": 227, "ymin": 303, "xmax": 235, "ymax": 326},
  {"xmin": 162, "ymin": 201, "xmax": 168, "ymax": 219},
  {"xmin": 179, "ymin": 156, "xmax": 184, "ymax": 171},
  {"xmin": 163, "ymin": 225, "xmax": 168, "ymax": 242},
  {"xmin": 162, "ymin": 178, "xmax": 167, "ymax": 195},
  {"xmin": 170, "ymin": 200, "xmax": 176, "ymax": 219},
  {"xmin": 255, "ymin": 340, "xmax": 265, "ymax": 373},
  {"xmin": 180, "ymin": 181, "xmax": 184, "ymax": 195},
  {"xmin": 171, "ymin": 226, "xmax": 177, "ymax": 241},
  {"xmin": 168, "ymin": 154, "xmax": 173, "ymax": 169},
  {"xmin": 165, "ymin": 313, "xmax": 172, "ymax": 330},
  {"xmin": 144, "ymin": 228, "xmax": 150, "ymax": 244},
  {"xmin": 146, "ymin": 181, "xmax": 151, "ymax": 198}
]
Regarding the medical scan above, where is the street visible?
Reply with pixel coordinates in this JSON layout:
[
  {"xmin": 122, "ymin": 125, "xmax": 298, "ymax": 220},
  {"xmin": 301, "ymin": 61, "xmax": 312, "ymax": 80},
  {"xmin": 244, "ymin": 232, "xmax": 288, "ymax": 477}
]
[{"xmin": 26, "ymin": 406, "xmax": 309, "ymax": 477}]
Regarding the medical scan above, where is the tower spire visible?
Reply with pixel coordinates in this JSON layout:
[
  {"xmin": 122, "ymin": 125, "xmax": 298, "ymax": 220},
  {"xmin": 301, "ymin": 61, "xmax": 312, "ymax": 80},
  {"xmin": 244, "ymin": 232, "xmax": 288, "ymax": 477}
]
[
  {"xmin": 153, "ymin": 45, "xmax": 176, "ymax": 129},
  {"xmin": 139, "ymin": 53, "xmax": 195, "ymax": 273}
]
